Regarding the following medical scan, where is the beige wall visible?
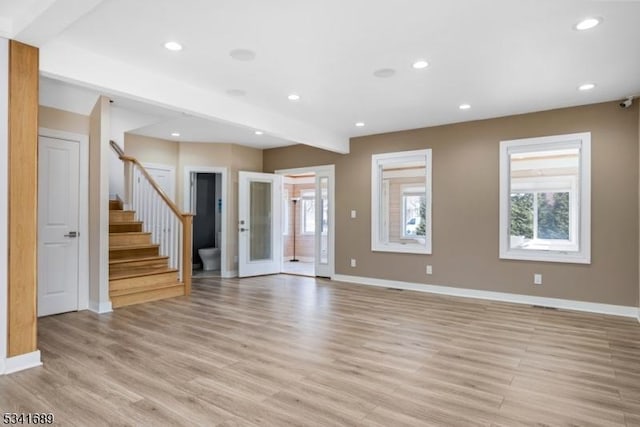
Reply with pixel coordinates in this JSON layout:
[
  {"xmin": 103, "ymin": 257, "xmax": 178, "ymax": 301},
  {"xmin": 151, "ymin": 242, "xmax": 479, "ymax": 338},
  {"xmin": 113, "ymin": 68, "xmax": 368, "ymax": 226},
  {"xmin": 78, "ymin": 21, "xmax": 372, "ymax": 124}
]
[
  {"xmin": 39, "ymin": 106, "xmax": 89, "ymax": 135},
  {"xmin": 124, "ymin": 136, "xmax": 263, "ymax": 273},
  {"xmin": 125, "ymin": 133, "xmax": 179, "ymax": 169},
  {"xmin": 265, "ymin": 101, "xmax": 640, "ymax": 306}
]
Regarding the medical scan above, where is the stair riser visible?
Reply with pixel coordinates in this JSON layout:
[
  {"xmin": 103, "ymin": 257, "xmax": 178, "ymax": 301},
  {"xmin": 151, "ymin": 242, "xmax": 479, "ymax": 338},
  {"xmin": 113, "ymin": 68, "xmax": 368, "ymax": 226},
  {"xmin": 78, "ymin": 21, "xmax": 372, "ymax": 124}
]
[
  {"xmin": 109, "ymin": 223, "xmax": 142, "ymax": 233},
  {"xmin": 110, "ymin": 233, "xmax": 152, "ymax": 247},
  {"xmin": 109, "ymin": 246, "xmax": 159, "ymax": 260},
  {"xmin": 110, "ymin": 271, "xmax": 179, "ymax": 293},
  {"xmin": 110, "ymin": 211, "xmax": 135, "ymax": 223},
  {"xmin": 111, "ymin": 285, "xmax": 184, "ymax": 308},
  {"xmin": 109, "ymin": 200, "xmax": 123, "ymax": 210}
]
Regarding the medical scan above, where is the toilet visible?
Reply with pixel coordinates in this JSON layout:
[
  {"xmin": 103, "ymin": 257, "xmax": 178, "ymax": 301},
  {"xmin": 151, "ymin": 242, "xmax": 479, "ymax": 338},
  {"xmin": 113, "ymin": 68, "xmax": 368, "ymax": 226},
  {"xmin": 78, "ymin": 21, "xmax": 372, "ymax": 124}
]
[{"xmin": 198, "ymin": 232, "xmax": 221, "ymax": 271}]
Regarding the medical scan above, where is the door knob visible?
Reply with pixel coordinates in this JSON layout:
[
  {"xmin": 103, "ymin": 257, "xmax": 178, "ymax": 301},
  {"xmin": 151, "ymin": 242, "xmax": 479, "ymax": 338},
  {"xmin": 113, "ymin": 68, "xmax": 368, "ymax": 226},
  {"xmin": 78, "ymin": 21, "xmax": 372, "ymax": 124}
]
[{"xmin": 64, "ymin": 231, "xmax": 78, "ymax": 238}]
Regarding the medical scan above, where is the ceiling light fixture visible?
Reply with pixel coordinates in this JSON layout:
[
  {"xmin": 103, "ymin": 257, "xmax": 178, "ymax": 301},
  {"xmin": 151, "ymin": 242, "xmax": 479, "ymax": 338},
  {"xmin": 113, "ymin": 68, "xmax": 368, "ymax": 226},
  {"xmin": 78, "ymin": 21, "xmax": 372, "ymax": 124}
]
[
  {"xmin": 164, "ymin": 41, "xmax": 183, "ymax": 51},
  {"xmin": 412, "ymin": 60, "xmax": 429, "ymax": 69},
  {"xmin": 459, "ymin": 104, "xmax": 471, "ymax": 110},
  {"xmin": 229, "ymin": 49, "xmax": 256, "ymax": 61},
  {"xmin": 288, "ymin": 93, "xmax": 300, "ymax": 101},
  {"xmin": 171, "ymin": 132, "xmax": 180, "ymax": 137},
  {"xmin": 255, "ymin": 130, "xmax": 264, "ymax": 135},
  {"xmin": 578, "ymin": 83, "xmax": 596, "ymax": 91},
  {"xmin": 355, "ymin": 122, "xmax": 365, "ymax": 127},
  {"xmin": 575, "ymin": 17, "xmax": 601, "ymax": 31},
  {"xmin": 226, "ymin": 89, "xmax": 246, "ymax": 97},
  {"xmin": 373, "ymin": 68, "xmax": 396, "ymax": 78}
]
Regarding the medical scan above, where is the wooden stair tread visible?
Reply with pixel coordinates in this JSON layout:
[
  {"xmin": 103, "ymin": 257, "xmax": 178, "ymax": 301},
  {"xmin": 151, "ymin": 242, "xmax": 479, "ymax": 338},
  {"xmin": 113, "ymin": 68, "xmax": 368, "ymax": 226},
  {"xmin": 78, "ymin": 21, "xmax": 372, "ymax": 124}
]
[
  {"xmin": 110, "ymin": 281, "xmax": 182, "ymax": 298},
  {"xmin": 109, "ymin": 267, "xmax": 178, "ymax": 281},
  {"xmin": 109, "ymin": 255, "xmax": 169, "ymax": 265},
  {"xmin": 110, "ymin": 220, "xmax": 142, "ymax": 225},
  {"xmin": 109, "ymin": 232, "xmax": 151, "ymax": 236},
  {"xmin": 109, "ymin": 243, "xmax": 159, "ymax": 251}
]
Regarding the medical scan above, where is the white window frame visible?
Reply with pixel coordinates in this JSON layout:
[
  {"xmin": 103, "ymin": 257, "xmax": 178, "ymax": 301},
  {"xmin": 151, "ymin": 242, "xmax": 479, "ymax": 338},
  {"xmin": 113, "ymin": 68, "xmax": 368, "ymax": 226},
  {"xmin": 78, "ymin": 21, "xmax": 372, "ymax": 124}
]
[
  {"xmin": 372, "ymin": 149, "xmax": 432, "ymax": 254},
  {"xmin": 499, "ymin": 132, "xmax": 591, "ymax": 264}
]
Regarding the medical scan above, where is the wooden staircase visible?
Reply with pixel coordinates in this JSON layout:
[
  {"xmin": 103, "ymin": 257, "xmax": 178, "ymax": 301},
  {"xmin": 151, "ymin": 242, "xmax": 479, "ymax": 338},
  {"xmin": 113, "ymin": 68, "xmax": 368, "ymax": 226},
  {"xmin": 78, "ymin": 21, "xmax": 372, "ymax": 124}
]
[{"xmin": 109, "ymin": 199, "xmax": 184, "ymax": 308}]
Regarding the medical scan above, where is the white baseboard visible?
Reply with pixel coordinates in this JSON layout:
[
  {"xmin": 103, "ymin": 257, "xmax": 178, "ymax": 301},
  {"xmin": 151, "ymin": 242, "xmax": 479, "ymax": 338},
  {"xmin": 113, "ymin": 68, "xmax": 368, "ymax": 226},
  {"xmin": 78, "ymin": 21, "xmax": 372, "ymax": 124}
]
[
  {"xmin": 89, "ymin": 300, "xmax": 113, "ymax": 314},
  {"xmin": 2, "ymin": 350, "xmax": 42, "ymax": 375},
  {"xmin": 333, "ymin": 274, "xmax": 639, "ymax": 319},
  {"xmin": 222, "ymin": 270, "xmax": 238, "ymax": 278}
]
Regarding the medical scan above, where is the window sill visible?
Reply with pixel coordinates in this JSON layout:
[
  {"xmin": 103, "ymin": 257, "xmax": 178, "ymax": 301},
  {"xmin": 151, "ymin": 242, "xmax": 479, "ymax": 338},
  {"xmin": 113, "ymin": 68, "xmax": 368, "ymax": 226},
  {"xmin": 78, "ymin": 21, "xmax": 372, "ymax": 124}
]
[{"xmin": 500, "ymin": 249, "xmax": 590, "ymax": 264}]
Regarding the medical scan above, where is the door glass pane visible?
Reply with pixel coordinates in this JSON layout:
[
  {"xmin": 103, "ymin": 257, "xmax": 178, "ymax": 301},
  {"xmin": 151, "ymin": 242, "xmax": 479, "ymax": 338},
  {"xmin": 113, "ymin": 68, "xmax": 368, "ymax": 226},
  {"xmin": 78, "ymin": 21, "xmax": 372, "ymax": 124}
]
[
  {"xmin": 250, "ymin": 181, "xmax": 272, "ymax": 261},
  {"xmin": 319, "ymin": 177, "xmax": 328, "ymax": 265}
]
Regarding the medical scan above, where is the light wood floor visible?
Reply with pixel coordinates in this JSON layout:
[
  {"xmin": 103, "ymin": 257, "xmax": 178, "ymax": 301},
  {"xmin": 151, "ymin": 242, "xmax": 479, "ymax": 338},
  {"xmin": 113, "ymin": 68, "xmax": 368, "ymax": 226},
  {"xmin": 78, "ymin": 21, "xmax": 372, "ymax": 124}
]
[{"xmin": 2, "ymin": 275, "xmax": 640, "ymax": 426}]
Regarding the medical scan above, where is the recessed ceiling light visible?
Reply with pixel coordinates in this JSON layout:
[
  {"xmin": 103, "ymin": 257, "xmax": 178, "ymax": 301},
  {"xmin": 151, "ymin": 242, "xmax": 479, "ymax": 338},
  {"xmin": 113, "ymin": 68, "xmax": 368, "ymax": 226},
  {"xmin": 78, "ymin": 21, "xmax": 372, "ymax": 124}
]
[
  {"xmin": 412, "ymin": 60, "xmax": 429, "ymax": 69},
  {"xmin": 575, "ymin": 17, "xmax": 601, "ymax": 31},
  {"xmin": 164, "ymin": 41, "xmax": 183, "ymax": 51},
  {"xmin": 254, "ymin": 130, "xmax": 264, "ymax": 135},
  {"xmin": 578, "ymin": 83, "xmax": 596, "ymax": 91},
  {"xmin": 459, "ymin": 104, "xmax": 471, "ymax": 110},
  {"xmin": 355, "ymin": 122, "xmax": 365, "ymax": 127},
  {"xmin": 288, "ymin": 93, "xmax": 300, "ymax": 101},
  {"xmin": 226, "ymin": 89, "xmax": 246, "ymax": 97},
  {"xmin": 171, "ymin": 132, "xmax": 180, "ymax": 137},
  {"xmin": 373, "ymin": 68, "xmax": 396, "ymax": 78},
  {"xmin": 229, "ymin": 49, "xmax": 256, "ymax": 61}
]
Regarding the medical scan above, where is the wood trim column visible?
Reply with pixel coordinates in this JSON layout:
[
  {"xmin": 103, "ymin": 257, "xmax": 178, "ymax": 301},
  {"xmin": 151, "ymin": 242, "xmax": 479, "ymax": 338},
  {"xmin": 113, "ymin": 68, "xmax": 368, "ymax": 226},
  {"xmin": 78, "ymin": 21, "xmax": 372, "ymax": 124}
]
[{"xmin": 7, "ymin": 41, "xmax": 39, "ymax": 357}]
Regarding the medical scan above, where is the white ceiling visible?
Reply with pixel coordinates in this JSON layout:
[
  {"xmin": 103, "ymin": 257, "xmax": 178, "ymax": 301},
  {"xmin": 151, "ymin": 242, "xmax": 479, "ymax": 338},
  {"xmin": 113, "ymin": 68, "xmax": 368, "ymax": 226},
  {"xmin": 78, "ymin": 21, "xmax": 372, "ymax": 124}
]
[{"xmin": 6, "ymin": 1, "xmax": 640, "ymax": 152}]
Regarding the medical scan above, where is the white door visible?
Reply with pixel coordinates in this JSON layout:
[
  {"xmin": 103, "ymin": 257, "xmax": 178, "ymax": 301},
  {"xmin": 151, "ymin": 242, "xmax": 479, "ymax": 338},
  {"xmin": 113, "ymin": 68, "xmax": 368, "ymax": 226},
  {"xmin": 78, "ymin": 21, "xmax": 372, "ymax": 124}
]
[
  {"xmin": 238, "ymin": 171, "xmax": 282, "ymax": 277},
  {"xmin": 38, "ymin": 136, "xmax": 80, "ymax": 316},
  {"xmin": 143, "ymin": 164, "xmax": 175, "ymax": 201}
]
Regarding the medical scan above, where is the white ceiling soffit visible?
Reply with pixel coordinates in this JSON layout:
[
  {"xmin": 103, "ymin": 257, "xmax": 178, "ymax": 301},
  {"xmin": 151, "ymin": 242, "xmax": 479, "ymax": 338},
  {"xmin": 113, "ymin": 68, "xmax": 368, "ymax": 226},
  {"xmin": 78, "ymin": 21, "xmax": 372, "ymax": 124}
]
[
  {"xmin": 39, "ymin": 76, "xmax": 100, "ymax": 115},
  {"xmin": 0, "ymin": 0, "xmax": 104, "ymax": 44},
  {"xmin": 39, "ymin": 40, "xmax": 349, "ymax": 153},
  {"xmin": 129, "ymin": 115, "xmax": 296, "ymax": 150}
]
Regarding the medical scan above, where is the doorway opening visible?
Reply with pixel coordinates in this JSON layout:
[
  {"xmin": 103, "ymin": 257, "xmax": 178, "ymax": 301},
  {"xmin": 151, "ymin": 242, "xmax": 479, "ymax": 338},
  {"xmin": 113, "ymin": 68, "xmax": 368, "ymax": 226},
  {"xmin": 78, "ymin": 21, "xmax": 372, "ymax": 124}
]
[
  {"xmin": 282, "ymin": 173, "xmax": 316, "ymax": 276},
  {"xmin": 185, "ymin": 168, "xmax": 228, "ymax": 278},
  {"xmin": 277, "ymin": 165, "xmax": 334, "ymax": 278}
]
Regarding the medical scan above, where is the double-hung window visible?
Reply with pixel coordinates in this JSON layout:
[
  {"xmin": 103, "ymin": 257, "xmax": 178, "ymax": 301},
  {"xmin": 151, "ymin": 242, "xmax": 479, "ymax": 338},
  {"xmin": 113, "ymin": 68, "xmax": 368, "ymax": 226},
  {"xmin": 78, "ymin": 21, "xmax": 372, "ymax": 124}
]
[
  {"xmin": 499, "ymin": 132, "xmax": 591, "ymax": 263},
  {"xmin": 372, "ymin": 149, "xmax": 432, "ymax": 254}
]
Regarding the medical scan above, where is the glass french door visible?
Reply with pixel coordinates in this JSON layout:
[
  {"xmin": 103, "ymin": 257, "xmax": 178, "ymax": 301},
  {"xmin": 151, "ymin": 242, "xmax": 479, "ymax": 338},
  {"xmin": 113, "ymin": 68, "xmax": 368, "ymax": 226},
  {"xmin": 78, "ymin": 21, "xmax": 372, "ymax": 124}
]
[{"xmin": 238, "ymin": 172, "xmax": 282, "ymax": 277}]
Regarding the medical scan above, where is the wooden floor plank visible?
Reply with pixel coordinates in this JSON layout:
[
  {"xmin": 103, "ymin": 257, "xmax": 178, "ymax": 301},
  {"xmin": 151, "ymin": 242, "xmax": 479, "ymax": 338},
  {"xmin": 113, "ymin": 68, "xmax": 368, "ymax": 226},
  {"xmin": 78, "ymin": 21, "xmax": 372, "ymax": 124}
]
[{"xmin": 1, "ymin": 274, "xmax": 639, "ymax": 426}]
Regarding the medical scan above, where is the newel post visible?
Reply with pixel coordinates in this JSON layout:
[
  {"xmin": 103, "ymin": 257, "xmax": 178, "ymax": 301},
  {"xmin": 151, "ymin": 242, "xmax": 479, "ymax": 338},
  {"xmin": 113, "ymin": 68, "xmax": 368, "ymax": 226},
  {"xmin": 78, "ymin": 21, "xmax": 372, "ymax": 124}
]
[{"xmin": 182, "ymin": 214, "xmax": 194, "ymax": 295}]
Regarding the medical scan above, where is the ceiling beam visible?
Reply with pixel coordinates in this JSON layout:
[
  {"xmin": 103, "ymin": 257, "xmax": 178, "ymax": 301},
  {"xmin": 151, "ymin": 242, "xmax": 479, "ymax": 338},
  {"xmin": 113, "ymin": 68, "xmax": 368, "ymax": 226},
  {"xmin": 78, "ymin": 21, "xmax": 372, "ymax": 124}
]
[
  {"xmin": 13, "ymin": 0, "xmax": 105, "ymax": 47},
  {"xmin": 40, "ymin": 40, "xmax": 350, "ymax": 153}
]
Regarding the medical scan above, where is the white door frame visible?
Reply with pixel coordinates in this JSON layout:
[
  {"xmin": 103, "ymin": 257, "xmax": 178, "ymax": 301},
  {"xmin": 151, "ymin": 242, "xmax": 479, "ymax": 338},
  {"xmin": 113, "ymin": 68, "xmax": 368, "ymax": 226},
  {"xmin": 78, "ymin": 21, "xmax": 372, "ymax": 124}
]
[
  {"xmin": 38, "ymin": 127, "xmax": 90, "ymax": 311},
  {"xmin": 142, "ymin": 162, "xmax": 176, "ymax": 201},
  {"xmin": 275, "ymin": 165, "xmax": 335, "ymax": 279},
  {"xmin": 183, "ymin": 166, "xmax": 229, "ymax": 277}
]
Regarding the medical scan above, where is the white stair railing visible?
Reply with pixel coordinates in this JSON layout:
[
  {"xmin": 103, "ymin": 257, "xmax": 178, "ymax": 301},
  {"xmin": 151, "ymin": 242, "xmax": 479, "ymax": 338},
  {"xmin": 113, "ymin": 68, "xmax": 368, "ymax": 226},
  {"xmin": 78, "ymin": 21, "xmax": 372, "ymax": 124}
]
[
  {"xmin": 110, "ymin": 140, "xmax": 193, "ymax": 293},
  {"xmin": 131, "ymin": 164, "xmax": 183, "ymax": 275}
]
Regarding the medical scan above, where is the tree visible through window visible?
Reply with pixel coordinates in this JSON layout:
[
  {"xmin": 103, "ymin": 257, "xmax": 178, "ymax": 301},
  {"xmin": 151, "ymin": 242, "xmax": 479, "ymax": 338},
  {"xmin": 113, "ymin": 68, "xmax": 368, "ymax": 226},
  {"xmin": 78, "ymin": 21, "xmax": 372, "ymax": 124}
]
[
  {"xmin": 500, "ymin": 132, "xmax": 590, "ymax": 264},
  {"xmin": 510, "ymin": 192, "xmax": 570, "ymax": 241}
]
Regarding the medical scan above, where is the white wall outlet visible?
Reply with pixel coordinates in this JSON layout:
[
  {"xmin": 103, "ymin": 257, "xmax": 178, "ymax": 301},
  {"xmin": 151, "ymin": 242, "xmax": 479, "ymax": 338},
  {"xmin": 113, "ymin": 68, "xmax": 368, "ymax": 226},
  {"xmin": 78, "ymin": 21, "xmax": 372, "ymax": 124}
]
[
  {"xmin": 534, "ymin": 273, "xmax": 542, "ymax": 285},
  {"xmin": 350, "ymin": 258, "xmax": 357, "ymax": 267},
  {"xmin": 351, "ymin": 210, "xmax": 357, "ymax": 219},
  {"xmin": 426, "ymin": 265, "xmax": 433, "ymax": 275}
]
